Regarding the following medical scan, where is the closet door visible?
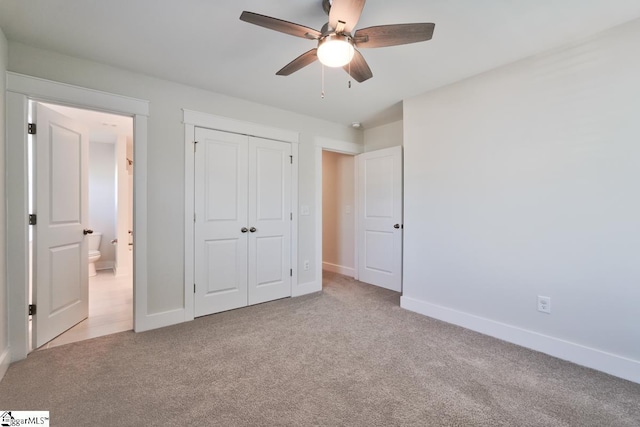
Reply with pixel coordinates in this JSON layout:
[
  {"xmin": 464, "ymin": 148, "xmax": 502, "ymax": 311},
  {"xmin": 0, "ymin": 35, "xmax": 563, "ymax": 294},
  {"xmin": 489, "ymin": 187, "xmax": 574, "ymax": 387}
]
[
  {"xmin": 247, "ymin": 137, "xmax": 292, "ymax": 305},
  {"xmin": 194, "ymin": 128, "xmax": 248, "ymax": 317}
]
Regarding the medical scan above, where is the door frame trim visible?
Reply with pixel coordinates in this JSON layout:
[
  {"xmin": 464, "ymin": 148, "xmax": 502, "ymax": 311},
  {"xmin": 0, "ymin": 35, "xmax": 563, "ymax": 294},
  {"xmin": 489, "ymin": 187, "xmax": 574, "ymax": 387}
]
[
  {"xmin": 314, "ymin": 137, "xmax": 364, "ymax": 293},
  {"xmin": 182, "ymin": 109, "xmax": 299, "ymax": 321},
  {"xmin": 6, "ymin": 72, "xmax": 149, "ymax": 361}
]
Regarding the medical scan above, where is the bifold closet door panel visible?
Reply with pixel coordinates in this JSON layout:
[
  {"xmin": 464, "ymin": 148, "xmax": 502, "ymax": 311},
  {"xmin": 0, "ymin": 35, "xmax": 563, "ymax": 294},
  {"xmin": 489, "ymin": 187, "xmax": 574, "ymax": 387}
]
[
  {"xmin": 194, "ymin": 128, "xmax": 248, "ymax": 317},
  {"xmin": 247, "ymin": 137, "xmax": 292, "ymax": 305}
]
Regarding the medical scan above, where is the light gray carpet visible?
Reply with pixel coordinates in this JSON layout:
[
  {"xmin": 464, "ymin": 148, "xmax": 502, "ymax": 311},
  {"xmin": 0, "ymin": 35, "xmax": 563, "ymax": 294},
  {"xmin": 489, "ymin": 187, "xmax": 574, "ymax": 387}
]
[{"xmin": 1, "ymin": 272, "xmax": 639, "ymax": 426}]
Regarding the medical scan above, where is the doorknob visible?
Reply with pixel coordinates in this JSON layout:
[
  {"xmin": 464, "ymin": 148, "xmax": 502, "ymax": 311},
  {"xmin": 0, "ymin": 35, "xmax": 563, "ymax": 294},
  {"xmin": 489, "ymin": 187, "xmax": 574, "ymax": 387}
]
[
  {"xmin": 249, "ymin": 227, "xmax": 257, "ymax": 233},
  {"xmin": 241, "ymin": 227, "xmax": 248, "ymax": 233},
  {"xmin": 83, "ymin": 229, "xmax": 94, "ymax": 235},
  {"xmin": 393, "ymin": 224, "xmax": 400, "ymax": 229}
]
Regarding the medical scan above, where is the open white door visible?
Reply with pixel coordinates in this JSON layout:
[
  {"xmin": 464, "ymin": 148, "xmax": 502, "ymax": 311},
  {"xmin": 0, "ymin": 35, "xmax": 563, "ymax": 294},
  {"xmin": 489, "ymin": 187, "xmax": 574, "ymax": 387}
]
[
  {"xmin": 33, "ymin": 103, "xmax": 90, "ymax": 348},
  {"xmin": 247, "ymin": 137, "xmax": 292, "ymax": 305},
  {"xmin": 357, "ymin": 146, "xmax": 403, "ymax": 292}
]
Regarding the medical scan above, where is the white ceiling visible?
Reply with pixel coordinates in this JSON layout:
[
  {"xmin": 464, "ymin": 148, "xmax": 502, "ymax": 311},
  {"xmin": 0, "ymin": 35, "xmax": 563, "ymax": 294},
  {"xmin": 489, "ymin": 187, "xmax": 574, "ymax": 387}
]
[
  {"xmin": 42, "ymin": 103, "xmax": 133, "ymax": 143},
  {"xmin": 3, "ymin": 1, "xmax": 640, "ymax": 128}
]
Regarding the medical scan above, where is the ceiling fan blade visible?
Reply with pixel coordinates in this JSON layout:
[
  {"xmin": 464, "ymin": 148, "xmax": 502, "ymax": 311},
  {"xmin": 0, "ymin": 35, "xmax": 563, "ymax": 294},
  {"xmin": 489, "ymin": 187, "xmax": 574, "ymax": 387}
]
[
  {"xmin": 343, "ymin": 49, "xmax": 372, "ymax": 83},
  {"xmin": 240, "ymin": 11, "xmax": 321, "ymax": 39},
  {"xmin": 276, "ymin": 49, "xmax": 318, "ymax": 76},
  {"xmin": 329, "ymin": 0, "xmax": 366, "ymax": 33},
  {"xmin": 354, "ymin": 23, "xmax": 435, "ymax": 48}
]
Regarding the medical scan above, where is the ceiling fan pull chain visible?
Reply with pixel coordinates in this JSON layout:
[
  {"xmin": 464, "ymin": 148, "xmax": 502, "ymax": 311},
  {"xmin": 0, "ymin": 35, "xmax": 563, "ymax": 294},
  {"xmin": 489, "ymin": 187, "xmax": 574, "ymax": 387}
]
[
  {"xmin": 321, "ymin": 64, "xmax": 325, "ymax": 99},
  {"xmin": 348, "ymin": 61, "xmax": 352, "ymax": 88}
]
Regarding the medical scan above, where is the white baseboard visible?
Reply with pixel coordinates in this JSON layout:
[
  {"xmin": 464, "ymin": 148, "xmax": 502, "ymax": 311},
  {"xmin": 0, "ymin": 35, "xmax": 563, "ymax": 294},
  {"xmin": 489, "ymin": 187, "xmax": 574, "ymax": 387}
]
[
  {"xmin": 0, "ymin": 346, "xmax": 10, "ymax": 382},
  {"xmin": 401, "ymin": 296, "xmax": 640, "ymax": 384},
  {"xmin": 136, "ymin": 281, "xmax": 322, "ymax": 332},
  {"xmin": 292, "ymin": 280, "xmax": 321, "ymax": 297},
  {"xmin": 322, "ymin": 262, "xmax": 355, "ymax": 277}
]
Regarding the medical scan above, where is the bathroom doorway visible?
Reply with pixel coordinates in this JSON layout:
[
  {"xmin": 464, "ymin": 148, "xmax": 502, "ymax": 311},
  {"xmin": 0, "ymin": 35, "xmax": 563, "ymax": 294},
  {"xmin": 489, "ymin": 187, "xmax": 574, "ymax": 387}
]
[{"xmin": 28, "ymin": 102, "xmax": 134, "ymax": 350}]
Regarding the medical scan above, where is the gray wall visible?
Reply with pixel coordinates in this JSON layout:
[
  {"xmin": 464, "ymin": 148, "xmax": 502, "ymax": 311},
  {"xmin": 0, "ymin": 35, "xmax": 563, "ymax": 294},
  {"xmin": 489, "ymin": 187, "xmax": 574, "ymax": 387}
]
[
  {"xmin": 363, "ymin": 120, "xmax": 403, "ymax": 153},
  {"xmin": 7, "ymin": 41, "xmax": 362, "ymax": 315},
  {"xmin": 0, "ymin": 26, "xmax": 8, "ymax": 378},
  {"xmin": 403, "ymin": 19, "xmax": 640, "ymax": 381}
]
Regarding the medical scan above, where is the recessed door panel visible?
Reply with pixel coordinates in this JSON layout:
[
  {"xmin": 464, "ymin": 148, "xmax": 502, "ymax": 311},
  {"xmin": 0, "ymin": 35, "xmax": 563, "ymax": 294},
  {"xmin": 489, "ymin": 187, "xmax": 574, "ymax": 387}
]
[
  {"xmin": 256, "ymin": 147, "xmax": 284, "ymax": 221},
  {"xmin": 205, "ymin": 143, "xmax": 240, "ymax": 221},
  {"xmin": 255, "ymin": 236, "xmax": 284, "ymax": 287},
  {"xmin": 364, "ymin": 156, "xmax": 394, "ymax": 219},
  {"xmin": 364, "ymin": 231, "xmax": 394, "ymax": 274},
  {"xmin": 205, "ymin": 239, "xmax": 243, "ymax": 295},
  {"xmin": 50, "ymin": 125, "xmax": 82, "ymax": 224},
  {"xmin": 49, "ymin": 244, "xmax": 82, "ymax": 315}
]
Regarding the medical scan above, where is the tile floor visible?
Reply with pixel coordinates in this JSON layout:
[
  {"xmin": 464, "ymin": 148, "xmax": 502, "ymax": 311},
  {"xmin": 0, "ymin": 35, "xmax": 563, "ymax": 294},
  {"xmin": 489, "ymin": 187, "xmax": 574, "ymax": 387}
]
[{"xmin": 36, "ymin": 270, "xmax": 133, "ymax": 350}]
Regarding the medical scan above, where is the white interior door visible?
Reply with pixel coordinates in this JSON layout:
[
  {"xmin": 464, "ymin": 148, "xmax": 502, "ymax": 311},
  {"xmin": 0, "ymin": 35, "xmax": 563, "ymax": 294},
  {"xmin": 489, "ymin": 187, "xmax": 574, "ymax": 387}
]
[
  {"xmin": 357, "ymin": 146, "xmax": 403, "ymax": 292},
  {"xmin": 194, "ymin": 128, "xmax": 248, "ymax": 317},
  {"xmin": 33, "ymin": 103, "xmax": 89, "ymax": 348},
  {"xmin": 248, "ymin": 137, "xmax": 292, "ymax": 305}
]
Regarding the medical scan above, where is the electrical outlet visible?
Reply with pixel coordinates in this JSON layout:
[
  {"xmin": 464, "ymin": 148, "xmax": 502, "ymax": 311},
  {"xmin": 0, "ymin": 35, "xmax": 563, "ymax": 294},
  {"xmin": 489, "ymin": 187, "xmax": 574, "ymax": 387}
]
[
  {"xmin": 537, "ymin": 296, "xmax": 551, "ymax": 314},
  {"xmin": 303, "ymin": 260, "xmax": 310, "ymax": 271}
]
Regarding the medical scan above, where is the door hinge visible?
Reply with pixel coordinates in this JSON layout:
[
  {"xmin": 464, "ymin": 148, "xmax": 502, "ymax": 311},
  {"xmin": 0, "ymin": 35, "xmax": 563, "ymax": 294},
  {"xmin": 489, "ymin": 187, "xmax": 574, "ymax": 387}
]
[
  {"xmin": 290, "ymin": 212, "xmax": 293, "ymax": 221},
  {"xmin": 290, "ymin": 269, "xmax": 293, "ymax": 277},
  {"xmin": 290, "ymin": 155, "xmax": 293, "ymax": 164},
  {"xmin": 29, "ymin": 214, "xmax": 37, "ymax": 225},
  {"xmin": 193, "ymin": 283, "xmax": 196, "ymax": 294},
  {"xmin": 194, "ymin": 141, "xmax": 198, "ymax": 152},
  {"xmin": 29, "ymin": 304, "xmax": 37, "ymax": 315},
  {"xmin": 28, "ymin": 123, "xmax": 37, "ymax": 135},
  {"xmin": 194, "ymin": 213, "xmax": 196, "ymax": 223}
]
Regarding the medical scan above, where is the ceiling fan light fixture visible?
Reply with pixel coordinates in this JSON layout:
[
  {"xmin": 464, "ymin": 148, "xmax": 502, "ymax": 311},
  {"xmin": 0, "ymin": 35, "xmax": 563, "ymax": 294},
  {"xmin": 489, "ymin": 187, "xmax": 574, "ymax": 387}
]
[{"xmin": 317, "ymin": 34, "xmax": 354, "ymax": 68}]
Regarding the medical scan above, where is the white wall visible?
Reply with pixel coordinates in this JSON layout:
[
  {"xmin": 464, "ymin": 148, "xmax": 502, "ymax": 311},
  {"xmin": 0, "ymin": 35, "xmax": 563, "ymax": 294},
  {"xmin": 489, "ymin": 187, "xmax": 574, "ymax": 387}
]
[
  {"xmin": 402, "ymin": 19, "xmax": 640, "ymax": 383},
  {"xmin": 322, "ymin": 151, "xmax": 355, "ymax": 276},
  {"xmin": 89, "ymin": 141, "xmax": 116, "ymax": 269},
  {"xmin": 7, "ymin": 42, "xmax": 362, "ymax": 315},
  {"xmin": 0, "ymin": 26, "xmax": 9, "ymax": 381},
  {"xmin": 364, "ymin": 120, "xmax": 403, "ymax": 152}
]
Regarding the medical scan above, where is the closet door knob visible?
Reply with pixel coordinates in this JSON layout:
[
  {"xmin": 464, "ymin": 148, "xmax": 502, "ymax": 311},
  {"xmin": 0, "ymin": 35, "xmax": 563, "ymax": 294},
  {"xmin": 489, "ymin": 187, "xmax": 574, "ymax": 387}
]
[
  {"xmin": 249, "ymin": 227, "xmax": 257, "ymax": 233},
  {"xmin": 393, "ymin": 224, "xmax": 400, "ymax": 229},
  {"xmin": 83, "ymin": 229, "xmax": 94, "ymax": 235},
  {"xmin": 241, "ymin": 227, "xmax": 248, "ymax": 233}
]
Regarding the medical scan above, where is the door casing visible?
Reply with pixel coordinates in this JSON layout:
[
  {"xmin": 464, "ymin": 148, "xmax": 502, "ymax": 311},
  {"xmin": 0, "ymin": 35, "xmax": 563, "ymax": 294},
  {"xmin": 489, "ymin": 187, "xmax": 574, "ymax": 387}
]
[
  {"xmin": 315, "ymin": 139, "xmax": 404, "ymax": 292},
  {"xmin": 6, "ymin": 72, "xmax": 149, "ymax": 362},
  {"xmin": 314, "ymin": 137, "xmax": 364, "ymax": 292}
]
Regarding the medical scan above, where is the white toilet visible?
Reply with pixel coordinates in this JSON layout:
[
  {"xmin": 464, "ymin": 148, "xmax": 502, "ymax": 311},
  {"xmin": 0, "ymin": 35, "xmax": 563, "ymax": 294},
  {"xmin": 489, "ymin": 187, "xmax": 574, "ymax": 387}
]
[{"xmin": 88, "ymin": 232, "xmax": 102, "ymax": 277}]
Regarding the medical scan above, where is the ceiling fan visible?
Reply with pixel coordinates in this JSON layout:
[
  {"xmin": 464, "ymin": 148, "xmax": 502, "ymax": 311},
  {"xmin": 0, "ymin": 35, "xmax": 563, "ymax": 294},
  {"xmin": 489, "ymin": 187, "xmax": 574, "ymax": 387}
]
[{"xmin": 240, "ymin": 0, "xmax": 435, "ymax": 83}]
